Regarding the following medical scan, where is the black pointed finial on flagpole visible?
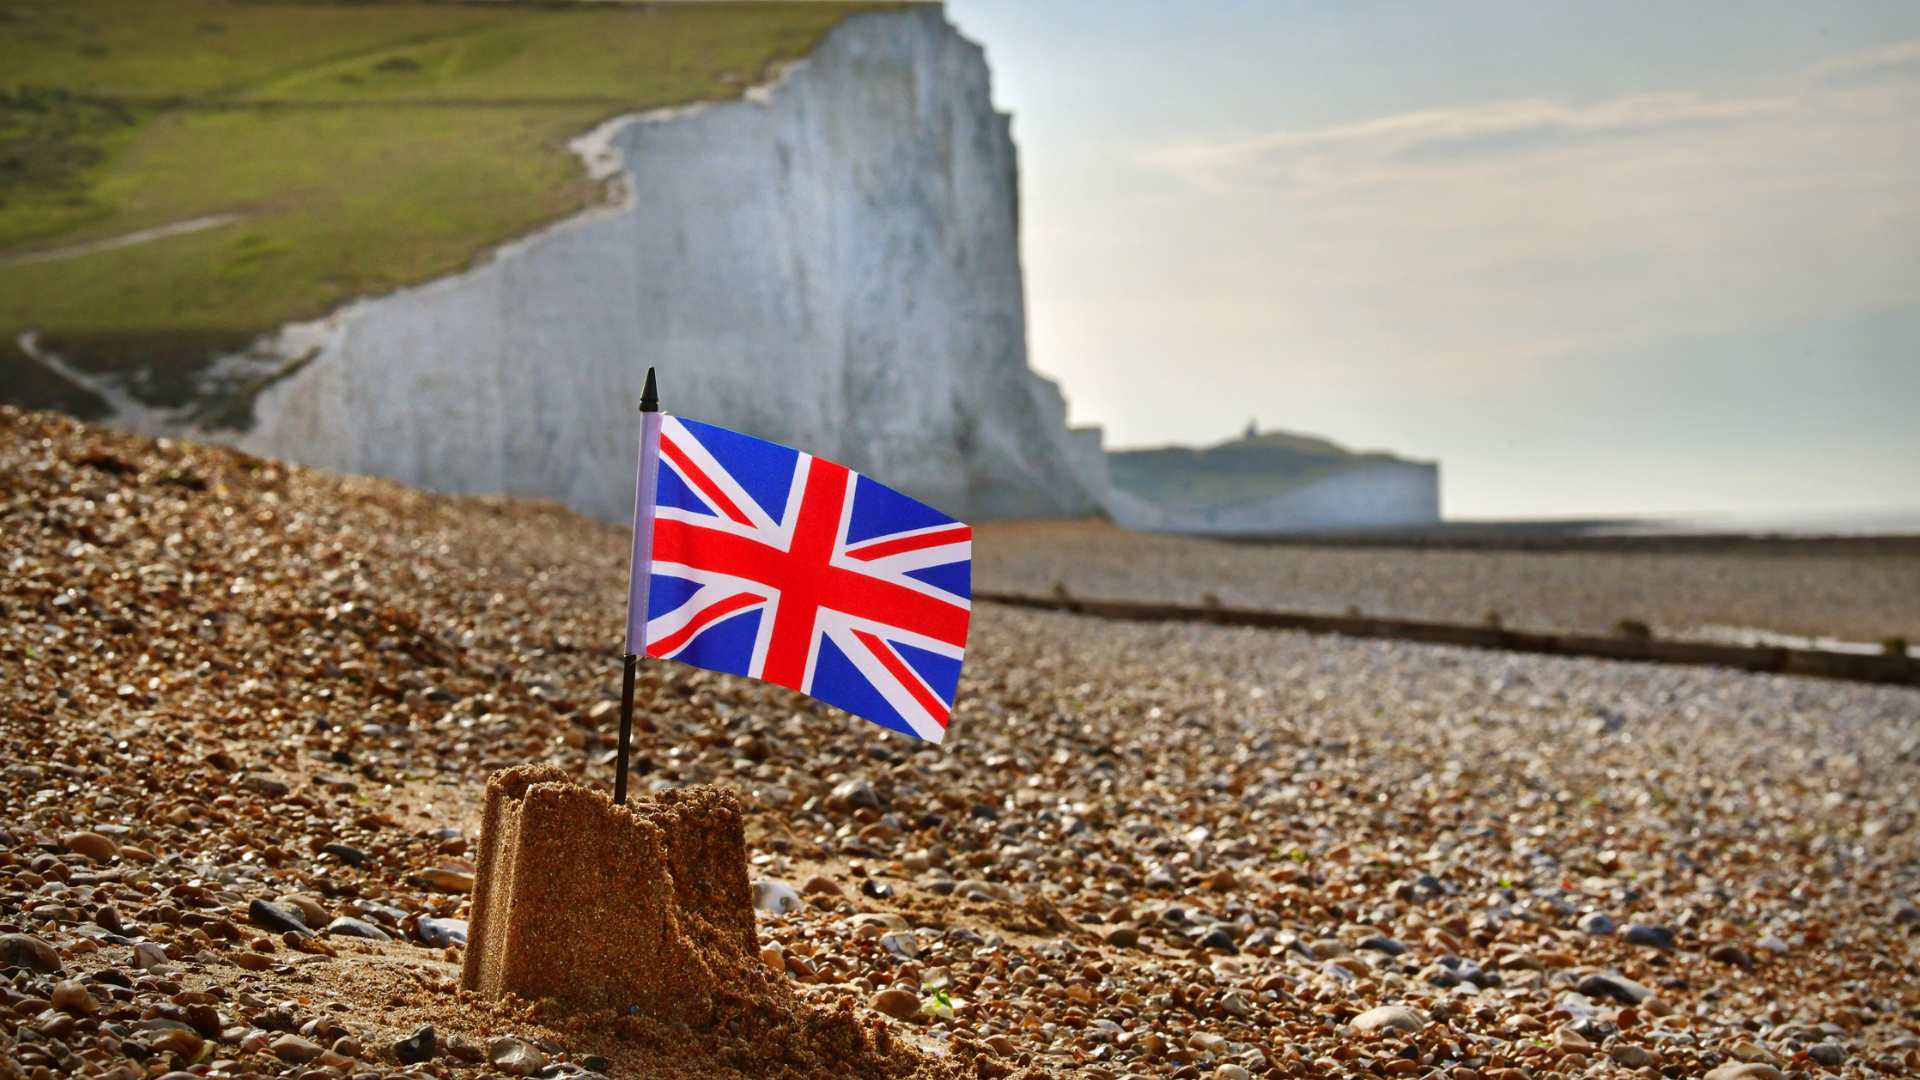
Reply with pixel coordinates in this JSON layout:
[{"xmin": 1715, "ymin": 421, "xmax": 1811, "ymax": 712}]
[{"xmin": 615, "ymin": 368, "xmax": 658, "ymax": 806}]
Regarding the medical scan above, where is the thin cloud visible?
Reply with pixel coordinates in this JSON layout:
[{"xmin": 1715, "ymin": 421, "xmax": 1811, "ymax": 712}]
[
  {"xmin": 1809, "ymin": 37, "xmax": 1920, "ymax": 85},
  {"xmin": 1142, "ymin": 41, "xmax": 1917, "ymax": 191},
  {"xmin": 1146, "ymin": 93, "xmax": 1792, "ymax": 187}
]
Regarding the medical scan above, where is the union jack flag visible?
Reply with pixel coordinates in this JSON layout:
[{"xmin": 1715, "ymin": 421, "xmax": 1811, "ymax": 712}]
[{"xmin": 628, "ymin": 415, "xmax": 970, "ymax": 743}]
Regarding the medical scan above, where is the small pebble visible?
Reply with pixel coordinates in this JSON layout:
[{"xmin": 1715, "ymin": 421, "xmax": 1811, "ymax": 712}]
[
  {"xmin": 445, "ymin": 1033, "xmax": 485, "ymax": 1063},
  {"xmin": 1577, "ymin": 912, "xmax": 1616, "ymax": 935},
  {"xmin": 270, "ymin": 1034, "xmax": 323, "ymax": 1063},
  {"xmin": 248, "ymin": 899, "xmax": 310, "ymax": 935},
  {"xmin": 416, "ymin": 867, "xmax": 475, "ymax": 893},
  {"xmin": 1707, "ymin": 942, "xmax": 1754, "ymax": 968},
  {"xmin": 1350, "ymin": 1005, "xmax": 1426, "ymax": 1034},
  {"xmin": 1620, "ymin": 923, "xmax": 1676, "ymax": 949},
  {"xmin": 277, "ymin": 893, "xmax": 330, "ymax": 928},
  {"xmin": 415, "ymin": 916, "xmax": 469, "ymax": 946},
  {"xmin": 1807, "ymin": 1042, "xmax": 1848, "ymax": 1066},
  {"xmin": 60, "ymin": 831, "xmax": 118, "ymax": 863},
  {"xmin": 394, "ymin": 1025, "xmax": 436, "ymax": 1065},
  {"xmin": 52, "ymin": 980, "xmax": 97, "ymax": 1015},
  {"xmin": 488, "ymin": 1036, "xmax": 546, "ymax": 1077},
  {"xmin": 0, "ymin": 933, "xmax": 62, "ymax": 974},
  {"xmin": 324, "ymin": 916, "xmax": 391, "ymax": 941},
  {"xmin": 870, "ymin": 987, "xmax": 921, "ymax": 1020},
  {"xmin": 1576, "ymin": 971, "xmax": 1654, "ymax": 1005},
  {"xmin": 751, "ymin": 879, "xmax": 803, "ymax": 915}
]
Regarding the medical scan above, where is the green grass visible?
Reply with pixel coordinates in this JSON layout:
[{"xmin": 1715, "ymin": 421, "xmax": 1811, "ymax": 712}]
[{"xmin": 0, "ymin": 0, "xmax": 889, "ymax": 420}]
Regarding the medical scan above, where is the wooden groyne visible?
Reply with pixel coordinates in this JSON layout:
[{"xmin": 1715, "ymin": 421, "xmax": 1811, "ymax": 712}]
[
  {"xmin": 1202, "ymin": 529, "xmax": 1920, "ymax": 556},
  {"xmin": 974, "ymin": 591, "xmax": 1920, "ymax": 689}
]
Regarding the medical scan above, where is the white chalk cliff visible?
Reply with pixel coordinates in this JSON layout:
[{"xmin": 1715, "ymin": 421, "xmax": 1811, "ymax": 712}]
[{"xmin": 230, "ymin": 8, "xmax": 1106, "ymax": 523}]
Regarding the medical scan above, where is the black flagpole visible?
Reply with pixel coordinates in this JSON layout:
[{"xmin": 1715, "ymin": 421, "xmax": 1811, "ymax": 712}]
[
  {"xmin": 615, "ymin": 367, "xmax": 660, "ymax": 805},
  {"xmin": 614, "ymin": 653, "xmax": 637, "ymax": 805}
]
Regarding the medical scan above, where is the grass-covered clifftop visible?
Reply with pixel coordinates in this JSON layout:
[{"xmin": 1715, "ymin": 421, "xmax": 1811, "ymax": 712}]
[{"xmin": 0, "ymin": 0, "xmax": 884, "ymax": 420}]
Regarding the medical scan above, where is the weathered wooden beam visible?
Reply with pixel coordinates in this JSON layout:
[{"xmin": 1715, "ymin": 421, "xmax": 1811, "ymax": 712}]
[{"xmin": 974, "ymin": 591, "xmax": 1920, "ymax": 689}]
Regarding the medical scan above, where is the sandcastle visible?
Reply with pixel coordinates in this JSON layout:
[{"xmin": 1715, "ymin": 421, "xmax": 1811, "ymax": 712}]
[{"xmin": 461, "ymin": 764, "xmax": 758, "ymax": 1021}]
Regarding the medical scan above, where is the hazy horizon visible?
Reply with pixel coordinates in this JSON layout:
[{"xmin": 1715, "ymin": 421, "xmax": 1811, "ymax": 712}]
[{"xmin": 947, "ymin": 1, "xmax": 1920, "ymax": 520}]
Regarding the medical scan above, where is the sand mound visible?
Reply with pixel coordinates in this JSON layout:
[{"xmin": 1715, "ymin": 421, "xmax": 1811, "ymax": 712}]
[
  {"xmin": 463, "ymin": 765, "xmax": 756, "ymax": 1021},
  {"xmin": 463, "ymin": 766, "xmax": 972, "ymax": 1077}
]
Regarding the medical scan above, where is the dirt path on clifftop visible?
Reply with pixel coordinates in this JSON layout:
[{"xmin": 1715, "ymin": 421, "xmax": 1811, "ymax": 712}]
[{"xmin": 0, "ymin": 213, "xmax": 246, "ymax": 268}]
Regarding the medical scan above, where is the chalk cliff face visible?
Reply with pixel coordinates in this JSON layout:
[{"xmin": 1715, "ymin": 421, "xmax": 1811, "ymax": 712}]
[{"xmin": 230, "ymin": 8, "xmax": 1104, "ymax": 523}]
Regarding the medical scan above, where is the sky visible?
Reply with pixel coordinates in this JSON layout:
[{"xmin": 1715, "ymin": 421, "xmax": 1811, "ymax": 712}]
[{"xmin": 943, "ymin": 0, "xmax": 1920, "ymax": 520}]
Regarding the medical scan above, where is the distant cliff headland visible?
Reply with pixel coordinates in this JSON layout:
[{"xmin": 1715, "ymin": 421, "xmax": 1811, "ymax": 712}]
[{"xmin": 1107, "ymin": 427, "xmax": 1440, "ymax": 533}]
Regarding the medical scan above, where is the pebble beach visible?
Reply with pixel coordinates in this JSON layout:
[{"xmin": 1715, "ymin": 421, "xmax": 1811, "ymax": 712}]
[{"xmin": 3, "ymin": 407, "xmax": 1917, "ymax": 1079}]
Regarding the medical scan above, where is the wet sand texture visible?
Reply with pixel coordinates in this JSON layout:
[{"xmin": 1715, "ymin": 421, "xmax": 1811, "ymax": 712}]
[{"xmin": 461, "ymin": 765, "xmax": 757, "ymax": 1020}]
